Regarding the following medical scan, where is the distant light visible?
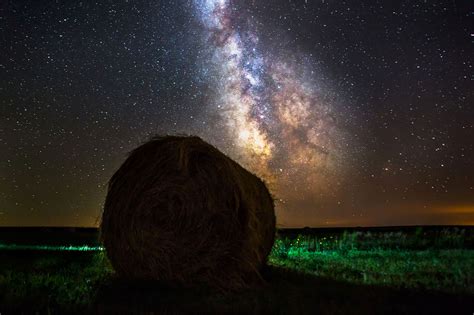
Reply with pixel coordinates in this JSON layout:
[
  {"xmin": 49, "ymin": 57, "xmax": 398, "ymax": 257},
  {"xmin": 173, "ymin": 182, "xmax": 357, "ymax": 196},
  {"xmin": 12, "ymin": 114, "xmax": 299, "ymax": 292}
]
[{"xmin": 0, "ymin": 243, "xmax": 104, "ymax": 251}]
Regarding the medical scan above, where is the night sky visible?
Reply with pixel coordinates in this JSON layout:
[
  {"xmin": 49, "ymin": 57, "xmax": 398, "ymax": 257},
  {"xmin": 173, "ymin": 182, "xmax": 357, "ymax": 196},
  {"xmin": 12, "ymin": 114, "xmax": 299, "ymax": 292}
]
[{"xmin": 2, "ymin": 0, "xmax": 473, "ymax": 227}]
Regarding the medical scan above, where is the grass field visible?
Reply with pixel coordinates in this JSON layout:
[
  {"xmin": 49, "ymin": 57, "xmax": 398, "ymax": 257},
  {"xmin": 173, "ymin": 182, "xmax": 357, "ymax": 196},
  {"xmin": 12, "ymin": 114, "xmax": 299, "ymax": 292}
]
[
  {"xmin": 0, "ymin": 227, "xmax": 473, "ymax": 314},
  {"xmin": 270, "ymin": 227, "xmax": 474, "ymax": 294}
]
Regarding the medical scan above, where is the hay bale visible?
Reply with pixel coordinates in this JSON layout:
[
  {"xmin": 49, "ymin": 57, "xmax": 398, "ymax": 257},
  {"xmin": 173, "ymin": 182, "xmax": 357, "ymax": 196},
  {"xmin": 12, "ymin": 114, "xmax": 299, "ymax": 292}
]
[{"xmin": 100, "ymin": 135, "xmax": 276, "ymax": 289}]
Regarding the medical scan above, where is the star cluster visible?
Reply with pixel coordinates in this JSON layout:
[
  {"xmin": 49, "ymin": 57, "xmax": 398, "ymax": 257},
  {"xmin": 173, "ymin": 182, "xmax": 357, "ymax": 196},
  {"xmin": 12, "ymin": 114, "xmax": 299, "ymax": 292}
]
[{"xmin": 1, "ymin": 0, "xmax": 473, "ymax": 227}]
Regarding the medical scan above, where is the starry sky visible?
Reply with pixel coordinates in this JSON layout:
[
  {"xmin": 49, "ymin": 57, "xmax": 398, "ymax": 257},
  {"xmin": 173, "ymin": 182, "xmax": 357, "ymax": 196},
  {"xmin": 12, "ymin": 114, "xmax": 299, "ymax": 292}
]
[{"xmin": 1, "ymin": 0, "xmax": 473, "ymax": 227}]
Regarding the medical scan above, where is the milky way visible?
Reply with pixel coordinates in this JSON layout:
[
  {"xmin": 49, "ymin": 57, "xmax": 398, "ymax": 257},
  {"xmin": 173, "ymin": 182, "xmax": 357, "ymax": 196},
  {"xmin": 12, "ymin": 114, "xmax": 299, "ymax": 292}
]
[{"xmin": 194, "ymin": 0, "xmax": 351, "ymax": 212}]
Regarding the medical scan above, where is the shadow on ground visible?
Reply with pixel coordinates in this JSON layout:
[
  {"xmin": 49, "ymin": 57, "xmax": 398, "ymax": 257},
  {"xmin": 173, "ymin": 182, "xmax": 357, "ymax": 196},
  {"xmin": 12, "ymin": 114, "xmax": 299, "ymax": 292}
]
[{"xmin": 93, "ymin": 265, "xmax": 473, "ymax": 314}]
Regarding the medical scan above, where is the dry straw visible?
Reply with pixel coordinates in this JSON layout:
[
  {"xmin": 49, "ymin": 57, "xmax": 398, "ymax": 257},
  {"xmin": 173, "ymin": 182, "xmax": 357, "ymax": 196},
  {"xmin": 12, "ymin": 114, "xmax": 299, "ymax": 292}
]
[{"xmin": 100, "ymin": 135, "xmax": 275, "ymax": 290}]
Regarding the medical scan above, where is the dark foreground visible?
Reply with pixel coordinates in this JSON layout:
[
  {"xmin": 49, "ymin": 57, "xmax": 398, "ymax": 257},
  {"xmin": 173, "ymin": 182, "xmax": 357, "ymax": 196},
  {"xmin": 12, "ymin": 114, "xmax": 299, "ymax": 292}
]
[{"xmin": 0, "ymin": 226, "xmax": 473, "ymax": 314}]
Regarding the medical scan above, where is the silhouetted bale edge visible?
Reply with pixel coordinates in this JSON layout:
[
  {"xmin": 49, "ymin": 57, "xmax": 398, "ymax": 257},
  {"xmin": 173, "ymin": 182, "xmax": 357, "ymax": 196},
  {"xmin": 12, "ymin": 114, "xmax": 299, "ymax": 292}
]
[{"xmin": 100, "ymin": 135, "xmax": 276, "ymax": 290}]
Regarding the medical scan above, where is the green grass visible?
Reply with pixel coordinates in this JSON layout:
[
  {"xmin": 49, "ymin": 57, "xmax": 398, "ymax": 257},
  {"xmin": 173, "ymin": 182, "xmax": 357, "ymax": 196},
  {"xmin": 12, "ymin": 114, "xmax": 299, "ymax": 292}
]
[
  {"xmin": 270, "ymin": 247, "xmax": 473, "ymax": 294},
  {"xmin": 0, "ymin": 252, "xmax": 113, "ymax": 312},
  {"xmin": 0, "ymin": 228, "xmax": 473, "ymax": 313},
  {"xmin": 269, "ymin": 228, "xmax": 474, "ymax": 294}
]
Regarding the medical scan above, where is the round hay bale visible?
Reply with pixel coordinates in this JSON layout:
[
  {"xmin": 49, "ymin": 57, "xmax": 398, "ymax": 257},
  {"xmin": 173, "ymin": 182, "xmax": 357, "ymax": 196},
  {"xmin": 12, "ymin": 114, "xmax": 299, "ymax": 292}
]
[{"xmin": 100, "ymin": 135, "xmax": 276, "ymax": 289}]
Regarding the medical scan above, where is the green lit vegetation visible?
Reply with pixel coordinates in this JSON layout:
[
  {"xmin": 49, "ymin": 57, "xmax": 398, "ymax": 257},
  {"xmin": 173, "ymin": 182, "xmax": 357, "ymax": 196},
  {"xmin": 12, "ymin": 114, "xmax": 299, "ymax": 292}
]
[
  {"xmin": 0, "ymin": 251, "xmax": 113, "ymax": 312},
  {"xmin": 270, "ymin": 241, "xmax": 473, "ymax": 294},
  {"xmin": 0, "ymin": 227, "xmax": 473, "ymax": 313}
]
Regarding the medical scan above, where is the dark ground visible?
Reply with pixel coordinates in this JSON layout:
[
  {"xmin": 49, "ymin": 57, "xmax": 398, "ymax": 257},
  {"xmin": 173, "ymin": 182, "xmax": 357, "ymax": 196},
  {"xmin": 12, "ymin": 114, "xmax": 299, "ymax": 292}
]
[
  {"xmin": 94, "ymin": 265, "xmax": 474, "ymax": 314},
  {"xmin": 0, "ymin": 226, "xmax": 473, "ymax": 314}
]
